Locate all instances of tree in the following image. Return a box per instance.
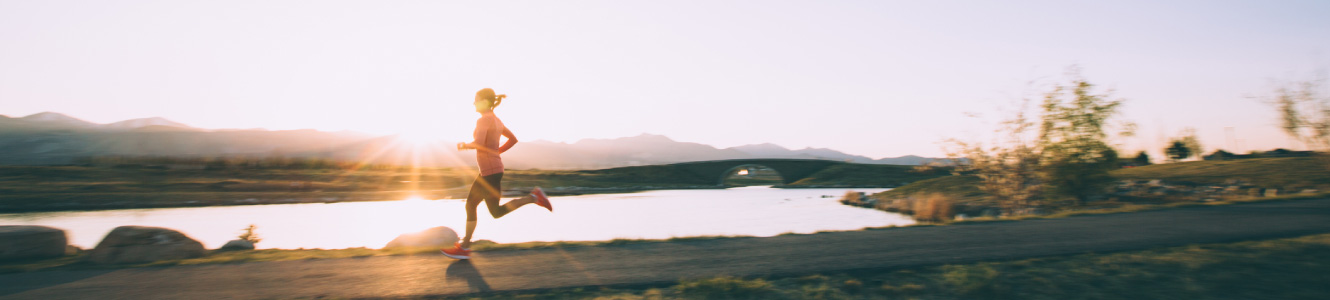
[1272,76,1330,151]
[1036,71,1131,206]
[949,68,1132,212]
[1164,128,1202,162]
[1269,75,1330,169]
[1165,140,1191,162]
[1132,151,1151,165]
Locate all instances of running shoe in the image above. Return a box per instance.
[531,186,553,212]
[441,243,471,259]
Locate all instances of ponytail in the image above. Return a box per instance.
[475,88,506,110]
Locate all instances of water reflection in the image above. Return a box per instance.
[0,186,912,249]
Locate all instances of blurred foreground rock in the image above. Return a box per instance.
[87,226,206,264]
[385,226,459,248]
[219,239,255,251]
[0,225,68,261]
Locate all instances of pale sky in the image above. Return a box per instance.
[2,0,1328,158]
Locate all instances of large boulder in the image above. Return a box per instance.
[219,239,255,251]
[385,226,459,248]
[0,225,68,261]
[87,226,206,264]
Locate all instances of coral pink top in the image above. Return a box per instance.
[474,112,506,176]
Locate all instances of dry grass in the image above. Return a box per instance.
[911,193,956,222]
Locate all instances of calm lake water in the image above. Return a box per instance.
[0,186,912,249]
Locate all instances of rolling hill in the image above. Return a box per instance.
[0,112,948,168]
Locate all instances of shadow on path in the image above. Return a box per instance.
[446,260,490,293]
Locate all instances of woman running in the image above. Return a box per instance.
[442,88,553,259]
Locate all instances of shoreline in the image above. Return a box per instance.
[4,196,1326,274]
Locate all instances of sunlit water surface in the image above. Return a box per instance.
[0,186,911,249]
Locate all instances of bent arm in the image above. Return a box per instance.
[462,140,501,154]
[461,142,499,154]
[497,128,518,154]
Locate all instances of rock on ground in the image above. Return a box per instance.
[385,226,459,248]
[0,225,68,261]
[220,239,255,251]
[87,226,207,264]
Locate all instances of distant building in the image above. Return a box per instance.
[1264,148,1315,157]
[1203,148,1315,161]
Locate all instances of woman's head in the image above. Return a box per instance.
[473,88,506,112]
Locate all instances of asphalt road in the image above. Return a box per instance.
[4,198,1330,299]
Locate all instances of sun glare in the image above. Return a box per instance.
[395,131,439,147]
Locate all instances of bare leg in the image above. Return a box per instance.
[461,221,477,249]
[462,196,535,249]
[500,195,536,212]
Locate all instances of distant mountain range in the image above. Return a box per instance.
[3,112,191,131]
[0,112,949,168]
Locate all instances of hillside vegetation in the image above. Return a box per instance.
[1111,157,1330,190]
[869,157,1330,215]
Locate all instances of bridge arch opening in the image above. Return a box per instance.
[720,164,784,187]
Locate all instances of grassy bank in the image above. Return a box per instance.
[0,165,718,212]
[0,165,715,196]
[786,163,947,187]
[1,161,939,212]
[428,232,1330,299]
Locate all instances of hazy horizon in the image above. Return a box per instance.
[4,110,951,162]
[4,1,1329,158]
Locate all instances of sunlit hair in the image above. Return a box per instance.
[475,88,507,110]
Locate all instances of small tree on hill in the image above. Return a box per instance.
[1163,128,1202,162]
[1272,76,1330,152]
[1268,75,1330,169]
[1132,151,1151,165]
[1036,71,1131,206]
[1165,141,1191,162]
